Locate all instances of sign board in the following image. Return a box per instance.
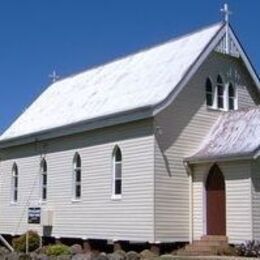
[28,207,41,224]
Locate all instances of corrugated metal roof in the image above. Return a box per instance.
[0,23,223,141]
[187,107,260,162]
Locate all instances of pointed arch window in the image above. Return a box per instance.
[40,159,47,201]
[228,83,236,110]
[217,75,224,109]
[205,78,214,107]
[73,153,81,200]
[12,163,18,202]
[112,146,122,198]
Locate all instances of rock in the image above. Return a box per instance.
[79,252,92,260]
[149,245,159,256]
[71,244,83,255]
[0,246,10,256]
[159,254,175,260]
[18,254,31,260]
[72,253,91,260]
[5,252,20,260]
[92,254,109,260]
[57,255,72,260]
[139,250,157,260]
[114,250,126,258]
[34,254,49,260]
[126,251,140,260]
[107,252,125,260]
[82,241,92,255]
[48,256,58,260]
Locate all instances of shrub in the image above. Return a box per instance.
[12,230,40,253]
[237,240,260,257]
[46,244,71,256]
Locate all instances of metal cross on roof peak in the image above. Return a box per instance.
[221,3,232,24]
[49,70,60,83]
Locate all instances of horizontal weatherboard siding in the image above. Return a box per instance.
[252,158,260,240]
[154,50,257,243]
[0,119,155,242]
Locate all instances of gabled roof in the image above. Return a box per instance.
[186,107,260,163]
[0,22,259,148]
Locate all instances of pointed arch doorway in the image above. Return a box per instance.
[206,164,226,235]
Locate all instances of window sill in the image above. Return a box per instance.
[111,195,122,201]
[206,106,227,112]
[71,198,81,203]
[10,201,18,206]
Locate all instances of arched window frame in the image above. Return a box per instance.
[112,146,122,199]
[227,82,237,110]
[72,153,81,200]
[205,77,214,108]
[11,163,18,203]
[40,158,47,202]
[216,75,225,110]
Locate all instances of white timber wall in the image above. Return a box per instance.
[192,161,253,244]
[192,164,206,240]
[154,50,257,243]
[0,155,42,236]
[252,158,260,240]
[0,119,155,242]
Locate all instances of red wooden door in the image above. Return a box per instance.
[206,165,226,235]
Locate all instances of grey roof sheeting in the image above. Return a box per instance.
[186,107,260,163]
[0,23,223,143]
[0,22,259,149]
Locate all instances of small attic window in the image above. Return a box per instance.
[205,78,214,107]
[217,75,224,109]
[228,83,236,110]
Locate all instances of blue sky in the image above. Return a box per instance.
[0,0,259,134]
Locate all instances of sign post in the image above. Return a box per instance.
[27,207,41,254]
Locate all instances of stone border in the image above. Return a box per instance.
[164,256,259,260]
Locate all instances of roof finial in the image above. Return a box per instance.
[221,3,232,24]
[49,70,60,83]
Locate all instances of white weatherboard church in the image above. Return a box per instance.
[0,7,260,246]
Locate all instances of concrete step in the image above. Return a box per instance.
[177,249,214,256]
[185,244,218,252]
[201,235,228,242]
[192,240,228,247]
[176,236,229,256]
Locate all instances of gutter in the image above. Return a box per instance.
[0,106,154,149]
[253,147,260,159]
[184,154,255,165]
